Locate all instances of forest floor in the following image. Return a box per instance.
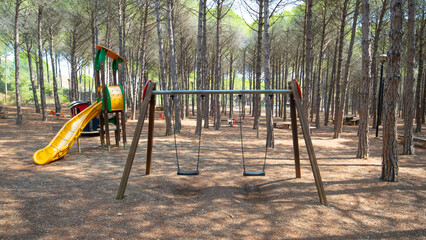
[1,104,425,239]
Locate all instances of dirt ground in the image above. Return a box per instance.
[1,104,425,239]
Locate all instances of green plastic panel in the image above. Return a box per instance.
[95,48,107,71]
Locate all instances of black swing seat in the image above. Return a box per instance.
[243,171,265,176]
[177,170,199,175]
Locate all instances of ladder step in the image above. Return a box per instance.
[243,171,265,176]
[177,170,199,175]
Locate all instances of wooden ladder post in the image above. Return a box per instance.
[291,81,328,206]
[116,82,154,200]
[146,85,156,175]
[288,86,301,178]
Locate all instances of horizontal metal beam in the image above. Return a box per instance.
[152,89,293,95]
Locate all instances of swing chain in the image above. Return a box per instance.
[172,94,204,175]
[238,95,246,172]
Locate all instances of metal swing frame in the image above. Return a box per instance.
[116,81,328,206]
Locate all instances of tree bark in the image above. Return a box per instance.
[357,0,371,158]
[155,0,172,135]
[25,35,40,113]
[38,5,47,121]
[202,0,209,128]
[264,0,274,147]
[214,0,223,130]
[167,0,181,133]
[332,0,349,130]
[283,47,288,121]
[315,0,328,129]
[70,29,78,101]
[415,6,425,132]
[253,0,263,129]
[334,0,360,139]
[371,0,388,128]
[49,26,61,114]
[91,0,98,97]
[137,3,149,112]
[195,0,205,134]
[229,53,234,118]
[14,0,22,125]
[381,0,402,182]
[242,48,246,118]
[402,0,416,155]
[303,0,313,123]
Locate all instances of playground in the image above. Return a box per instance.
[1,103,425,239]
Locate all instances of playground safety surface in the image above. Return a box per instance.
[1,104,425,239]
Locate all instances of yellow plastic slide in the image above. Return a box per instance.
[33,101,103,165]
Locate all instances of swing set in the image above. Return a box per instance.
[116,80,328,206]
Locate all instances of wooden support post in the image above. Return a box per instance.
[116,82,154,200]
[77,137,81,153]
[113,70,121,147]
[289,90,301,178]
[121,109,127,150]
[95,70,105,147]
[146,86,156,175]
[118,69,127,150]
[101,63,110,151]
[290,81,328,206]
[115,112,121,146]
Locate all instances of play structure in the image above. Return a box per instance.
[33,45,126,165]
[68,101,99,133]
[116,80,328,206]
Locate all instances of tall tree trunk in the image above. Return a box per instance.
[202,0,209,128]
[323,49,331,125]
[38,5,47,121]
[25,35,40,113]
[415,6,425,132]
[330,38,339,122]
[315,0,328,128]
[45,51,50,86]
[91,0,98,102]
[304,0,313,122]
[70,31,78,101]
[253,0,263,129]
[422,71,426,124]
[195,0,205,134]
[264,0,274,147]
[381,0,402,182]
[334,0,360,138]
[402,0,416,154]
[357,0,371,158]
[284,49,288,121]
[242,48,246,118]
[137,3,149,112]
[371,0,388,128]
[332,0,349,130]
[214,0,223,130]
[167,0,181,132]
[4,53,7,104]
[55,52,61,88]
[49,26,61,114]
[155,0,172,135]
[14,0,22,125]
[229,53,234,118]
